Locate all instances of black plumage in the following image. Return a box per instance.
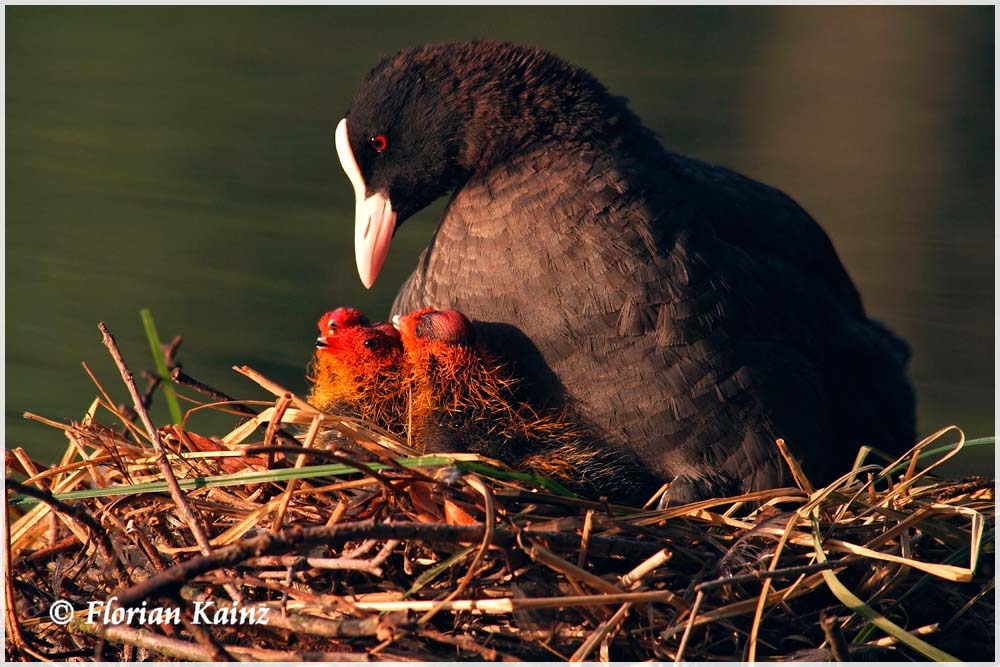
[338,41,916,503]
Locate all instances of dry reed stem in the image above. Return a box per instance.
[270,414,323,532]
[572,545,675,661]
[80,362,148,445]
[349,589,689,613]
[571,600,631,661]
[746,512,799,661]
[774,437,815,494]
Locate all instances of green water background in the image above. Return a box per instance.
[6,7,994,471]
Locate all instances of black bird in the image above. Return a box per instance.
[335,41,916,504]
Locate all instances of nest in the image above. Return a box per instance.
[4,324,995,662]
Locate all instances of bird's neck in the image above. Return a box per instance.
[455,66,654,176]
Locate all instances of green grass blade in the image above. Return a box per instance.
[453,460,577,497]
[809,509,959,661]
[405,545,476,598]
[854,527,994,644]
[39,456,455,501]
[882,436,995,476]
[11,455,576,505]
[39,456,575,500]
[140,308,183,425]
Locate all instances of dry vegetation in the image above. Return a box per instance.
[4,324,995,661]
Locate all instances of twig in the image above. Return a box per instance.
[7,448,43,482]
[113,520,485,607]
[98,322,238,604]
[695,556,864,592]
[941,577,994,631]
[112,518,659,609]
[181,612,233,661]
[253,540,401,579]
[774,438,815,494]
[256,606,388,638]
[349,589,681,613]
[171,367,303,448]
[417,474,496,626]
[674,589,703,664]
[5,478,120,574]
[342,539,379,559]
[370,539,401,568]
[171,367,257,417]
[747,512,798,661]
[820,610,850,661]
[573,547,676,661]
[24,535,82,563]
[118,332,177,426]
[421,627,502,660]
[868,623,939,647]
[81,621,389,661]
[570,599,631,661]
[577,508,594,569]
[4,495,26,652]
[264,393,293,451]
[620,547,672,588]
[80,362,147,444]
[529,540,623,595]
[248,554,388,576]
[269,415,321,532]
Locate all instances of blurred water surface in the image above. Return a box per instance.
[6,7,994,471]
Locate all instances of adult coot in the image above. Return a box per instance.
[334,41,916,503]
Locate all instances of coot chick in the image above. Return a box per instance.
[393,307,521,457]
[307,307,408,436]
[336,42,916,503]
[395,307,658,503]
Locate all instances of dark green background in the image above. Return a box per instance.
[6,7,995,470]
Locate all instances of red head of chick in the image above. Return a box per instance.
[316,307,369,337]
[308,309,407,436]
[394,307,658,503]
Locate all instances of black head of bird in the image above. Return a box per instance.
[336,41,622,288]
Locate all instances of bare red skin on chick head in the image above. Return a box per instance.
[394,307,474,349]
[395,307,483,387]
[308,309,407,435]
[316,307,369,339]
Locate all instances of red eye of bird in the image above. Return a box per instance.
[369,134,388,153]
[363,336,381,350]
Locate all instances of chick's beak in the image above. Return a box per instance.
[336,119,396,289]
[391,313,418,343]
